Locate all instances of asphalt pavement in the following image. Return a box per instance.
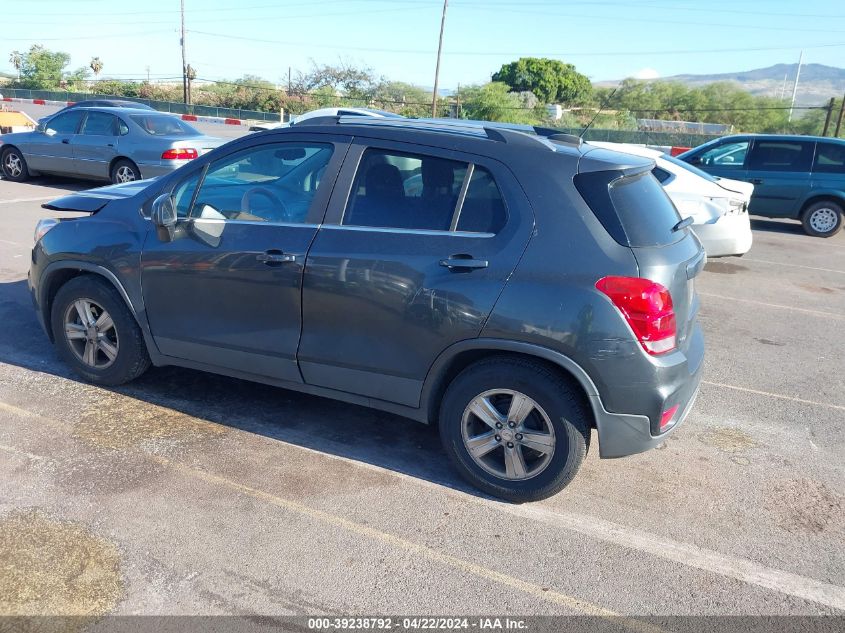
[0,174,843,623]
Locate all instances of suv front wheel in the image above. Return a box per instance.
[801,200,843,237]
[51,275,151,385]
[439,357,590,502]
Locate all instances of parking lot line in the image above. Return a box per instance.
[698,292,845,320]
[3,393,845,614]
[0,196,59,205]
[741,258,845,274]
[701,380,845,412]
[149,454,672,631]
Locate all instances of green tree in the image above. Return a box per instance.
[459,82,538,124]
[493,57,592,105]
[17,45,71,89]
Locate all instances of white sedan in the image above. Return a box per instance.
[589,142,754,257]
[249,107,403,132]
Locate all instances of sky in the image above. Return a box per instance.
[2,0,845,90]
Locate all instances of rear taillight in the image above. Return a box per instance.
[161,148,198,160]
[596,276,677,355]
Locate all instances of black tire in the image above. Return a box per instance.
[801,200,843,238]
[110,159,140,184]
[51,275,150,386]
[439,357,590,503]
[1,146,30,182]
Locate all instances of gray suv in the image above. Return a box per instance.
[29,117,705,502]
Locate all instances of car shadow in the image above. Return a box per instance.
[749,216,806,236]
[0,278,484,498]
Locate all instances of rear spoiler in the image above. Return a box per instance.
[42,194,114,214]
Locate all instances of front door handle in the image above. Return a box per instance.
[440,255,489,271]
[256,250,296,265]
[61,139,70,144]
[749,178,763,185]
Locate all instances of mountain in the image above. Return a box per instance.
[598,63,845,108]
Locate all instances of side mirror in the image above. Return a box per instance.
[151,193,177,242]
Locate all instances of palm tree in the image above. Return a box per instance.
[9,50,22,80]
[89,56,103,78]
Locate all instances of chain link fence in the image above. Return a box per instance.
[2,88,282,122]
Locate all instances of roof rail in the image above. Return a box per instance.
[482,126,555,150]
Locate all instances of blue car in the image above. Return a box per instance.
[678,134,845,237]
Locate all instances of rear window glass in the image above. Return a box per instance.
[575,170,682,247]
[130,114,200,136]
[813,142,845,174]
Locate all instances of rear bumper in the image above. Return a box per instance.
[693,213,753,258]
[138,162,187,179]
[593,324,704,458]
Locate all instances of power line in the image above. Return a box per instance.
[187,29,845,57]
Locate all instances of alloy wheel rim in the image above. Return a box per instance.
[116,166,136,183]
[810,208,838,233]
[461,389,556,481]
[4,153,22,177]
[63,298,119,369]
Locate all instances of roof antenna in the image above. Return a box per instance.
[579,85,619,139]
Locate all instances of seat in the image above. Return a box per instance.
[345,163,406,227]
[417,160,457,230]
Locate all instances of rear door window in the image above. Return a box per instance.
[80,112,117,136]
[342,148,508,234]
[343,149,467,231]
[813,142,845,174]
[747,140,813,172]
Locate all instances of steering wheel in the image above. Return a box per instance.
[241,187,289,222]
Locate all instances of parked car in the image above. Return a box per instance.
[678,134,845,237]
[51,99,156,113]
[1,107,226,184]
[589,142,754,257]
[249,107,403,132]
[29,117,704,502]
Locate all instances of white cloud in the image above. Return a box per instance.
[633,68,660,80]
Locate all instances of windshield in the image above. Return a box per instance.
[662,153,719,182]
[130,114,200,136]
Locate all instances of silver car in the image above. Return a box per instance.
[0,107,226,184]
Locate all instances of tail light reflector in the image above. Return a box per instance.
[596,276,677,355]
[660,405,680,431]
[161,148,198,160]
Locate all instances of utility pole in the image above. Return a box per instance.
[788,49,803,123]
[822,97,836,136]
[835,92,845,138]
[145,66,150,83]
[431,0,448,118]
[180,0,188,105]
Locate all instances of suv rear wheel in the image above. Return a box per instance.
[439,357,590,502]
[51,275,151,385]
[801,200,843,237]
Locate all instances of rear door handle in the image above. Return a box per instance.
[439,255,489,271]
[256,250,296,265]
[749,178,763,184]
[61,139,70,144]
